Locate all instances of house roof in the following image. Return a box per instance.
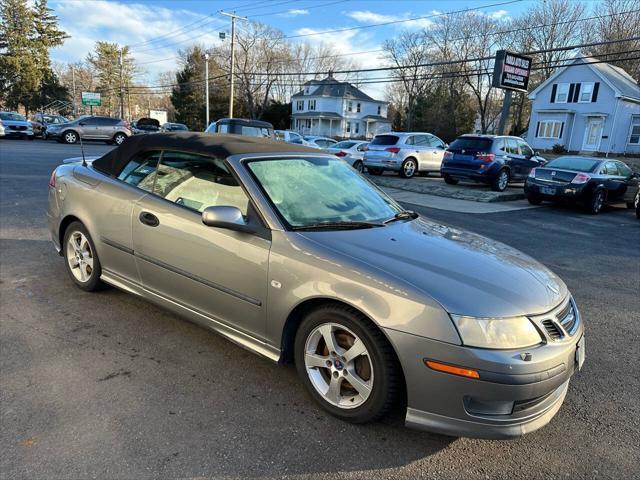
[292,111,343,118]
[361,114,391,121]
[529,54,640,101]
[292,76,386,103]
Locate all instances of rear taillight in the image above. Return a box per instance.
[443,151,453,159]
[49,169,57,188]
[528,168,536,178]
[385,147,400,154]
[335,151,347,157]
[571,173,591,184]
[476,153,495,162]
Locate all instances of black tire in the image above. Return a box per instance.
[586,189,606,215]
[353,160,364,173]
[62,221,105,292]
[27,135,34,141]
[491,168,510,192]
[294,304,401,424]
[113,132,127,145]
[527,193,543,205]
[443,174,458,185]
[400,157,418,178]
[368,167,384,176]
[62,130,78,144]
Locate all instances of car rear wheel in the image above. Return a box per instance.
[63,130,78,144]
[368,167,383,176]
[400,158,417,178]
[443,174,458,185]
[586,189,605,215]
[294,304,400,423]
[491,169,510,192]
[527,193,543,205]
[113,133,127,145]
[63,222,105,292]
[353,160,364,173]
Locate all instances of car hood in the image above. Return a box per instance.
[298,217,567,318]
[2,119,31,127]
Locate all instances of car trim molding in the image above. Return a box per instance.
[100,236,262,307]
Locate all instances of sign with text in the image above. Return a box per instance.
[81,91,101,106]
[492,50,532,92]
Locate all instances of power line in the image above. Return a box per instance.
[128,13,216,49]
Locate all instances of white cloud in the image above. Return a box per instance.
[489,9,509,19]
[346,10,433,29]
[280,9,309,17]
[50,0,225,82]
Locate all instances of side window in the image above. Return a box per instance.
[616,162,632,178]
[217,124,229,133]
[506,138,520,155]
[404,136,415,145]
[414,135,429,146]
[518,140,534,157]
[117,151,162,191]
[153,151,249,215]
[357,143,368,151]
[604,161,619,176]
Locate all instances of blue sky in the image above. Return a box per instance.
[49,0,540,97]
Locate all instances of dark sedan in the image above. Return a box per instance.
[525,156,639,214]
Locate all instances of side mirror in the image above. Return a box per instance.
[202,206,254,233]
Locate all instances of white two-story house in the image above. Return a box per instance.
[526,55,640,155]
[291,75,391,139]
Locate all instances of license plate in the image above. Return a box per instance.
[540,186,556,195]
[575,336,585,371]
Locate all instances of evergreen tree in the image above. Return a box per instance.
[86,42,136,117]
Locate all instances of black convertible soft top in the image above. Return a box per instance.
[92,132,320,177]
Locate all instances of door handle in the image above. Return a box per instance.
[139,211,159,227]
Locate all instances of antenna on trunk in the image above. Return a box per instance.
[79,132,87,166]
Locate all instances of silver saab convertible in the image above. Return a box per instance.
[47,133,585,439]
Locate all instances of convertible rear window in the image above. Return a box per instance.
[545,157,600,173]
[370,135,399,146]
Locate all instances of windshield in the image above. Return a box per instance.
[247,157,402,228]
[545,156,600,173]
[0,112,26,121]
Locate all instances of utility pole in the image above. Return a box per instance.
[204,52,210,127]
[119,47,125,120]
[71,65,77,117]
[219,11,247,118]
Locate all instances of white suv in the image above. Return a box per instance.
[363,132,448,178]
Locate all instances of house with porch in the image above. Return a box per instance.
[290,75,391,139]
[526,55,640,155]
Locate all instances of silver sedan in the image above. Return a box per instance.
[47,133,584,439]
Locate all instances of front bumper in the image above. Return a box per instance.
[3,128,34,137]
[385,301,584,439]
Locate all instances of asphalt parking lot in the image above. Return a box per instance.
[1,139,639,479]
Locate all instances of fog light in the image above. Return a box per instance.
[464,396,514,416]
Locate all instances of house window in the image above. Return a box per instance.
[308,99,316,111]
[354,122,359,134]
[305,119,312,129]
[346,122,351,133]
[356,103,361,113]
[347,101,353,112]
[537,120,563,139]
[579,82,594,103]
[555,83,570,103]
[377,105,381,115]
[629,116,640,144]
[296,100,304,111]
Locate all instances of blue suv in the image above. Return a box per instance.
[440,135,546,191]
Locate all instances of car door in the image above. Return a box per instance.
[504,138,526,179]
[131,150,271,340]
[516,139,540,178]
[424,134,447,171]
[411,135,432,170]
[602,161,625,200]
[79,117,100,139]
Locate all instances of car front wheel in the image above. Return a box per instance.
[63,222,105,291]
[294,304,400,423]
[63,130,78,144]
[113,133,127,145]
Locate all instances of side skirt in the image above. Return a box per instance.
[100,268,281,363]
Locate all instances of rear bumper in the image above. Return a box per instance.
[363,158,401,171]
[440,165,498,183]
[384,310,584,439]
[524,181,590,201]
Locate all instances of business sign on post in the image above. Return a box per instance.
[81,91,101,106]
[492,50,532,92]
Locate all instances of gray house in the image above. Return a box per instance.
[527,56,640,155]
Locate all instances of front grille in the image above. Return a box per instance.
[542,319,563,340]
[558,302,577,334]
[9,125,27,131]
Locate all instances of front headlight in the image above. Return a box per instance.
[451,314,542,349]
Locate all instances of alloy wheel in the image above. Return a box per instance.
[64,132,77,144]
[66,231,94,283]
[114,133,126,145]
[498,171,509,190]
[303,323,374,409]
[594,191,604,213]
[403,160,416,178]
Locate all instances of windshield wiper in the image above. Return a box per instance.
[383,210,419,224]
[292,221,385,231]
